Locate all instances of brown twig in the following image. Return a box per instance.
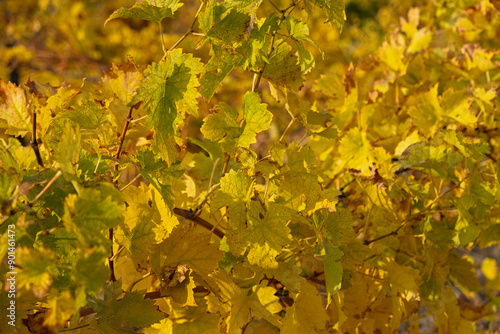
[114,101,142,164]
[173,207,225,239]
[363,230,399,245]
[110,101,142,282]
[108,228,116,282]
[30,110,44,167]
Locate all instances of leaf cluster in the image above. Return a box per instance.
[1,0,500,333]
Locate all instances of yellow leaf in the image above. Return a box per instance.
[43,291,76,328]
[282,279,328,334]
[481,258,497,280]
[0,79,30,136]
[378,42,406,73]
[407,29,432,54]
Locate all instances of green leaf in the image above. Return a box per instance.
[134,50,204,165]
[204,9,251,49]
[238,92,272,148]
[262,42,303,92]
[200,45,243,100]
[53,121,81,174]
[323,241,343,300]
[135,148,184,208]
[200,103,241,155]
[61,98,110,129]
[448,252,481,291]
[63,184,124,247]
[73,248,109,295]
[243,203,293,268]
[441,130,488,161]
[105,0,182,24]
[93,289,164,333]
[241,15,280,70]
[220,169,253,202]
[0,167,19,211]
[306,0,346,32]
[16,247,57,299]
[201,93,271,152]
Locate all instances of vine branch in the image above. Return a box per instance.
[114,101,142,163]
[110,101,141,282]
[173,207,225,239]
[30,109,44,167]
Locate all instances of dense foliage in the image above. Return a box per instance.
[1,0,500,333]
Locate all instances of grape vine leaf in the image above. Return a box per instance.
[262,42,303,92]
[239,92,273,148]
[210,270,281,333]
[243,203,293,268]
[406,28,432,54]
[306,0,346,32]
[212,169,253,232]
[92,287,164,333]
[63,184,124,247]
[154,224,224,277]
[0,79,30,136]
[73,248,110,295]
[284,16,323,73]
[322,240,343,301]
[200,45,243,100]
[201,93,272,153]
[134,50,204,165]
[43,291,77,328]
[52,121,81,174]
[204,9,251,49]
[201,103,241,155]
[16,247,57,299]
[105,0,183,25]
[61,98,110,130]
[339,127,374,176]
[135,148,185,208]
[282,279,329,333]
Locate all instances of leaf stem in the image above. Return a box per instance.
[127,272,151,292]
[115,101,142,163]
[109,245,125,262]
[159,21,166,55]
[31,170,62,206]
[221,154,230,177]
[165,2,205,57]
[208,158,220,191]
[279,116,297,143]
[252,0,301,92]
[268,0,281,12]
[119,173,143,192]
